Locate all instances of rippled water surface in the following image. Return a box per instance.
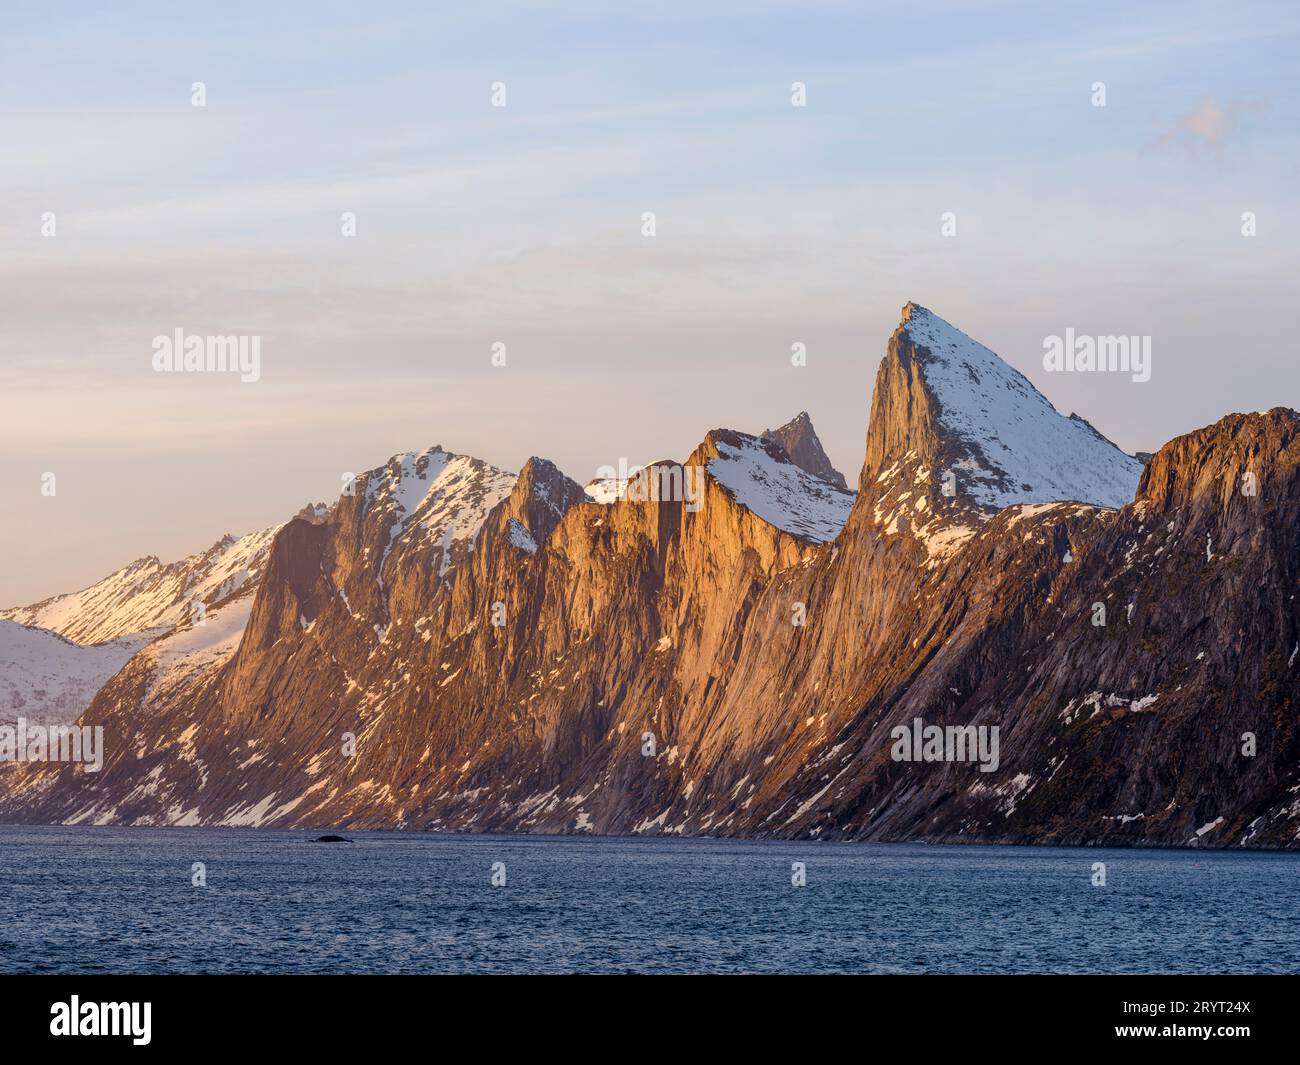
[1,826,1296,973]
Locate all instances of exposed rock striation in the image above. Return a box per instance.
[3,305,1297,850]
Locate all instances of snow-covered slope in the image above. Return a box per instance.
[584,476,631,504]
[0,621,152,727]
[707,435,855,543]
[144,593,255,702]
[581,437,854,543]
[901,305,1142,510]
[0,448,512,723]
[584,463,673,504]
[0,525,283,645]
[363,447,517,577]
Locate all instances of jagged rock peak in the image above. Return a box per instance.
[1137,407,1300,513]
[500,456,588,547]
[760,411,849,490]
[293,502,331,525]
[514,455,577,500]
[864,302,1142,511]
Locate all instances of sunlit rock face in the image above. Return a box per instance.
[5,307,1299,852]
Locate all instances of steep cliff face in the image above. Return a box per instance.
[0,429,844,829]
[4,306,1298,850]
[861,304,1141,519]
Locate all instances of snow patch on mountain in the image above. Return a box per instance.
[902,305,1142,510]
[145,595,254,700]
[506,518,539,553]
[707,436,855,543]
[584,462,680,505]
[0,621,152,727]
[585,470,641,504]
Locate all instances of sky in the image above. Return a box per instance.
[2,0,1298,605]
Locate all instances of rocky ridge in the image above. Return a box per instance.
[3,304,1297,851]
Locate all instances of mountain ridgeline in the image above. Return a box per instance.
[3,304,1298,849]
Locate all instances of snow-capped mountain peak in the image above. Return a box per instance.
[360,445,518,576]
[0,525,283,645]
[868,302,1142,511]
[702,430,855,543]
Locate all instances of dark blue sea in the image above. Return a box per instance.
[1,826,1296,974]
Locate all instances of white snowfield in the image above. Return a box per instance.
[584,462,678,505]
[364,447,517,576]
[901,306,1143,511]
[707,436,856,543]
[144,594,255,700]
[506,517,540,553]
[0,620,152,727]
[584,471,642,505]
[0,524,282,645]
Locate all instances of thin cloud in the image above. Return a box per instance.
[1146,96,1268,155]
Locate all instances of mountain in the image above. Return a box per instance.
[761,411,849,490]
[4,304,1298,851]
[0,525,287,645]
[863,304,1141,506]
[859,303,1143,567]
[701,431,854,542]
[0,621,152,728]
[0,500,330,732]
